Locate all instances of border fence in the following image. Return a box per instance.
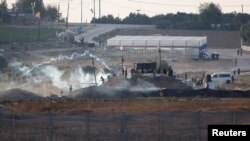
[0,112,249,141]
[103,47,185,60]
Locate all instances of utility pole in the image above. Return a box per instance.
[37,18,41,42]
[94,0,95,23]
[66,1,69,29]
[136,9,141,14]
[241,5,244,13]
[158,48,161,69]
[240,4,244,48]
[99,0,101,18]
[121,56,124,69]
[36,6,41,47]
[92,57,97,85]
[1,3,4,22]
[57,4,60,21]
[81,0,83,27]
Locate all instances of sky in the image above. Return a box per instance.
[6,0,250,23]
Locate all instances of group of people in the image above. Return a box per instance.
[60,84,73,96]
[191,77,204,87]
[233,68,241,76]
[237,49,243,56]
[188,71,205,87]
[122,68,128,79]
[231,68,241,83]
[131,66,174,77]
[233,49,243,82]
[235,49,244,66]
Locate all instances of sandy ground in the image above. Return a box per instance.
[1,25,249,134]
[1,24,250,95]
[0,26,249,141]
[1,47,250,95]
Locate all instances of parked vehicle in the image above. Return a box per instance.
[211,72,233,84]
[201,51,219,60]
[203,52,212,60]
[211,52,219,60]
[191,48,200,60]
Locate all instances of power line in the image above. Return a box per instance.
[103,0,158,14]
[69,4,81,9]
[99,0,101,18]
[93,0,96,23]
[81,0,83,26]
[128,0,197,7]
[45,0,72,5]
[128,0,250,8]
[213,4,250,8]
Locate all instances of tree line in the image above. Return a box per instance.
[241,23,250,45]
[92,3,250,31]
[0,0,60,23]
[1,1,250,44]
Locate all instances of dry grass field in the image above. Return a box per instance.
[3,97,250,114]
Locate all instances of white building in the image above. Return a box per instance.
[107,36,208,59]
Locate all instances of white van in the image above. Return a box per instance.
[211,72,233,84]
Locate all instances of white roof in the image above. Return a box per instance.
[107,36,207,48]
[212,72,233,75]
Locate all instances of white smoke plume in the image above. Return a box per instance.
[5,50,111,96]
[10,50,110,77]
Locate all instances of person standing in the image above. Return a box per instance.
[130,68,134,78]
[100,76,105,84]
[184,73,187,81]
[232,76,234,83]
[237,68,241,75]
[69,85,72,94]
[121,68,124,77]
[237,49,240,56]
[125,68,128,79]
[234,58,237,66]
[202,70,205,79]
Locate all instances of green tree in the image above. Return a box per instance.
[93,15,121,24]
[199,3,222,28]
[0,0,10,23]
[153,12,201,29]
[241,22,250,45]
[45,5,58,22]
[14,0,45,16]
[123,13,152,25]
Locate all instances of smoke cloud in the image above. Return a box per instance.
[4,50,111,96]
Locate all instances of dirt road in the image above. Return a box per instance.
[74,24,153,43]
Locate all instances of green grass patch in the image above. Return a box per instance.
[0,26,63,43]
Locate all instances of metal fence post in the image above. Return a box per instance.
[120,112,127,141]
[86,112,90,141]
[12,114,15,140]
[195,112,201,141]
[159,112,163,141]
[48,113,53,141]
[233,112,236,125]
